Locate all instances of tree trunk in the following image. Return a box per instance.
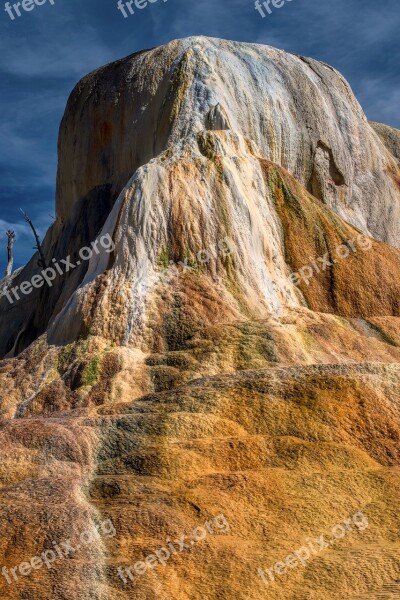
[5,230,15,278]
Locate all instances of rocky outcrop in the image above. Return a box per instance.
[54,37,400,244]
[0,37,400,600]
[2,37,400,357]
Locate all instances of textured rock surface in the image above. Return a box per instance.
[371,122,400,165]
[1,322,400,600]
[0,36,399,600]
[1,36,400,358]
[54,37,400,244]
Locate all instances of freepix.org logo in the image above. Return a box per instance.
[4,0,56,20]
[255,0,293,18]
[1,519,116,586]
[1,233,115,305]
[116,0,167,19]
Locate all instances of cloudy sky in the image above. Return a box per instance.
[0,0,399,273]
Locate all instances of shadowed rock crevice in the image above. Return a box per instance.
[206,103,232,130]
[309,141,347,202]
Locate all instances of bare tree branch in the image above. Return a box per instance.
[20,209,47,269]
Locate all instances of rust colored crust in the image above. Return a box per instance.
[261,160,400,317]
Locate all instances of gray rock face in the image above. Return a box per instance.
[371,121,400,165]
[1,36,399,357]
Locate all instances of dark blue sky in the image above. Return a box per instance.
[0,0,399,274]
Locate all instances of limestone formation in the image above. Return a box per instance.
[0,37,399,600]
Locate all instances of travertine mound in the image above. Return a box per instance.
[0,37,399,600]
[55,37,400,245]
[1,37,400,357]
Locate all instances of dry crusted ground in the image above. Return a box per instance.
[0,313,400,600]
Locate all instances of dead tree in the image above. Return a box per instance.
[5,230,15,277]
[20,209,47,269]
